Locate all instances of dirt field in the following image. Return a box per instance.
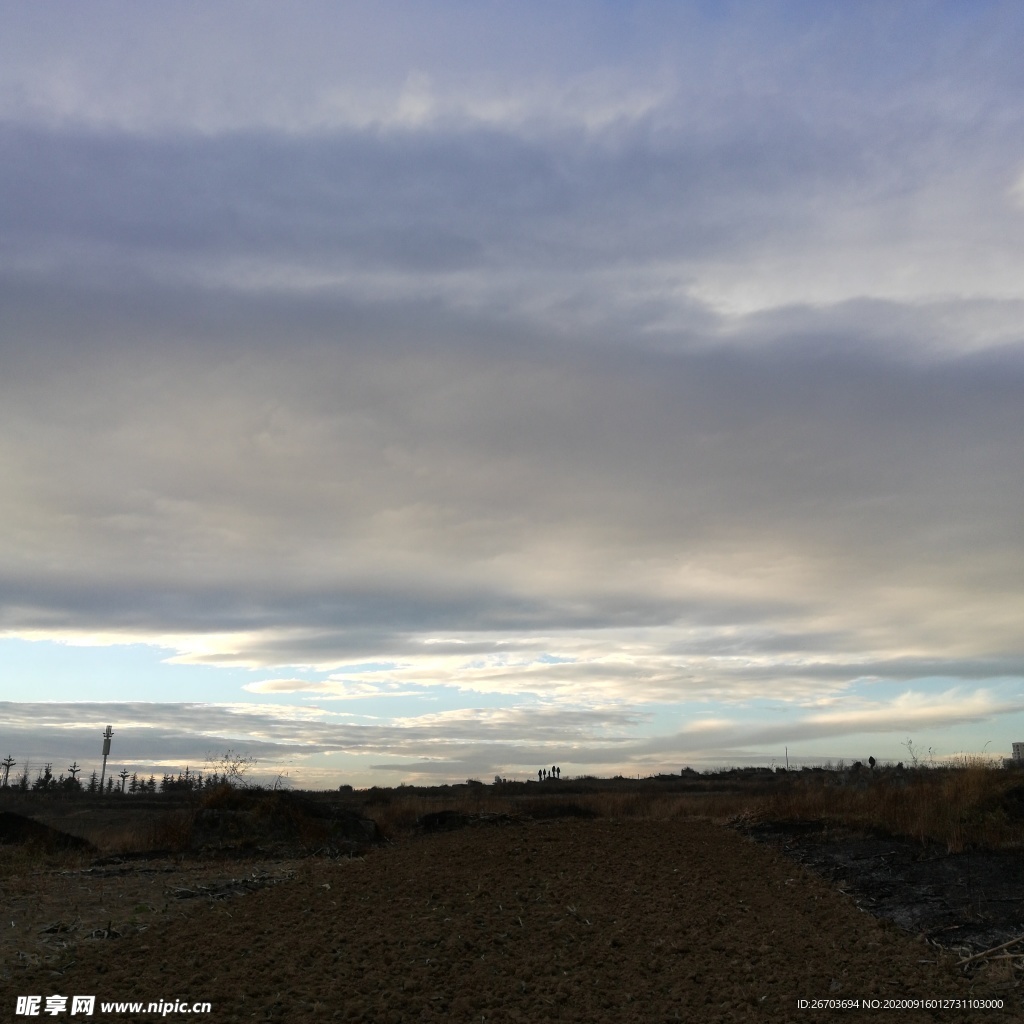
[3,817,1016,1023]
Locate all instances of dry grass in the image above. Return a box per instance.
[366,790,515,836]
[0,842,92,879]
[363,764,1024,853]
[6,763,1022,858]
[753,762,1024,852]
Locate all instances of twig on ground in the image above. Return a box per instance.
[957,933,1024,965]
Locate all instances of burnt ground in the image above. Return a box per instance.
[2,816,1020,1024]
[740,821,1024,958]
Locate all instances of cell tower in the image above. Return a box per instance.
[99,725,113,793]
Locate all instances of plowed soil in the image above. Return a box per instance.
[3,818,1016,1023]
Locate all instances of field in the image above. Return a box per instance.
[3,766,1024,1023]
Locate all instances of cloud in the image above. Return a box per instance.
[680,687,1024,751]
[2,3,1024,780]
[0,698,649,779]
[3,684,1019,784]
[2,288,1023,716]
[244,677,427,700]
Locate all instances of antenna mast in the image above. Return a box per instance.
[99,725,113,793]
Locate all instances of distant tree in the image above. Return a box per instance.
[87,771,98,794]
[16,768,29,792]
[32,764,54,791]
[161,767,210,793]
[538,769,542,782]
[555,766,561,779]
[105,777,114,794]
[0,755,14,788]
[206,750,257,789]
[147,775,157,793]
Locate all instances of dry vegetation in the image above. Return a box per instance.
[357,762,1024,854]
[7,760,1024,857]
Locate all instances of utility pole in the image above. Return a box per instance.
[1,755,15,788]
[68,762,81,780]
[99,725,113,794]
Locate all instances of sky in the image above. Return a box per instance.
[2,1,1024,788]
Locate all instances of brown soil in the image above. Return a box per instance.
[3,818,1017,1023]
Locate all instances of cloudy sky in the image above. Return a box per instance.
[3,1,1024,787]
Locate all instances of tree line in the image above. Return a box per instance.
[0,756,239,795]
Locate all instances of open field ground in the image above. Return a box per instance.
[3,768,1024,1022]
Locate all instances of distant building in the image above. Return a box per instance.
[1003,742,1024,768]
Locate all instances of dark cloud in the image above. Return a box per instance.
[1,277,1022,690]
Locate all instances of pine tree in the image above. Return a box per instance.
[33,764,54,791]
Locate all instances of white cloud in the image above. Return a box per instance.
[3,684,1021,785]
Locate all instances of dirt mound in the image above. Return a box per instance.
[417,810,520,832]
[0,810,94,852]
[522,800,598,820]
[184,789,381,855]
[417,809,472,831]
